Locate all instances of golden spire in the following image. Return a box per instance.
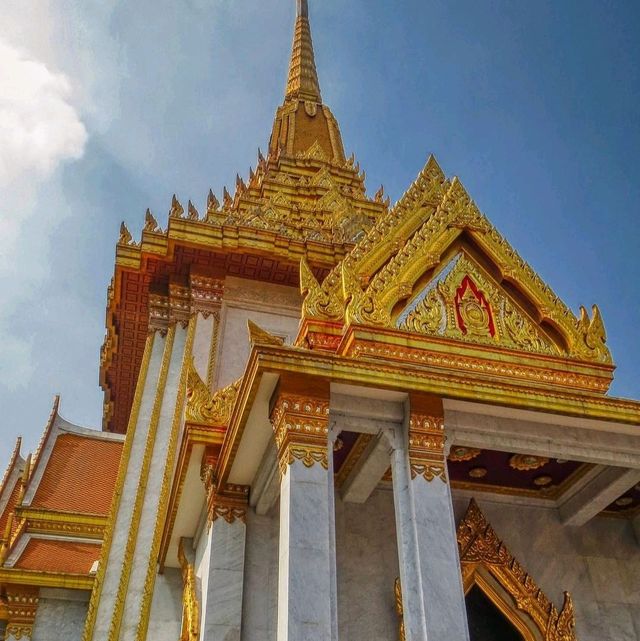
[285,0,322,103]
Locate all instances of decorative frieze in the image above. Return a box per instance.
[270,394,330,478]
[408,414,446,483]
[207,485,249,526]
[458,499,577,641]
[5,587,39,640]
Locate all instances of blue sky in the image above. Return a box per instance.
[0,0,639,465]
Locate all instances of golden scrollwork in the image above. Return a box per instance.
[448,446,482,463]
[458,500,577,641]
[297,155,612,367]
[247,320,285,346]
[575,305,609,363]
[398,254,556,357]
[408,414,446,483]
[402,289,444,335]
[342,262,391,327]
[209,488,248,526]
[271,394,330,478]
[177,539,200,641]
[186,361,240,426]
[394,578,406,641]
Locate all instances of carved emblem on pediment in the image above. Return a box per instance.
[398,254,556,356]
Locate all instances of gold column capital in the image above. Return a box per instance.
[270,389,330,478]
[208,484,249,526]
[408,395,446,483]
[5,586,39,640]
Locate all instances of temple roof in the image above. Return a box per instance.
[12,539,101,575]
[100,0,388,433]
[0,398,124,588]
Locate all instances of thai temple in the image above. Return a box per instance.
[2,2,640,640]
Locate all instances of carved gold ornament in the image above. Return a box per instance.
[468,467,488,479]
[458,500,577,641]
[509,454,550,472]
[398,254,555,356]
[247,320,285,346]
[5,587,39,641]
[394,578,406,641]
[448,446,482,463]
[271,394,330,478]
[298,157,612,365]
[178,539,200,641]
[408,414,446,483]
[533,475,553,487]
[186,361,240,426]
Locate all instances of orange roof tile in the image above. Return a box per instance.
[14,539,101,574]
[31,434,122,515]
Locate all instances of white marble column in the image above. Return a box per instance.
[271,392,338,641]
[84,314,195,641]
[200,496,247,641]
[390,405,470,641]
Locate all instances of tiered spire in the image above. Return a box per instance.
[285,0,322,103]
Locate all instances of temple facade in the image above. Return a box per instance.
[1,2,640,640]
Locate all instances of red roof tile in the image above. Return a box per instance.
[31,434,122,515]
[14,539,100,574]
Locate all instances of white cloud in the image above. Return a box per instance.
[0,37,88,394]
[0,38,87,187]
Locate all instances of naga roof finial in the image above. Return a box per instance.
[286,0,321,103]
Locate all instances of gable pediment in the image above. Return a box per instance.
[300,155,612,366]
[396,252,558,356]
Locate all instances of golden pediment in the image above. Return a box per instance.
[299,155,612,365]
[397,254,557,356]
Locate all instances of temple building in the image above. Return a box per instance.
[2,2,640,640]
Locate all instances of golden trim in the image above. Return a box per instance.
[82,331,156,641]
[458,500,577,640]
[135,317,196,641]
[334,434,373,487]
[4,586,39,640]
[186,361,241,426]
[393,578,405,641]
[409,414,446,483]
[0,568,94,591]
[270,394,330,478]
[177,539,200,641]
[106,325,176,641]
[17,508,107,540]
[159,424,225,571]
[206,311,220,390]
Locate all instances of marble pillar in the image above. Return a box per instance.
[271,392,338,641]
[200,493,248,641]
[84,316,195,641]
[390,403,470,641]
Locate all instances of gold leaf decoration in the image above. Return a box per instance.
[186,360,240,426]
[458,500,577,641]
[300,257,344,320]
[247,320,285,346]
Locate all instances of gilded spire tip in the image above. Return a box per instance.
[286,0,321,103]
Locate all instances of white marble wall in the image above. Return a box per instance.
[146,569,183,641]
[213,278,300,389]
[336,488,400,641]
[242,509,280,641]
[32,589,89,641]
[240,488,640,641]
